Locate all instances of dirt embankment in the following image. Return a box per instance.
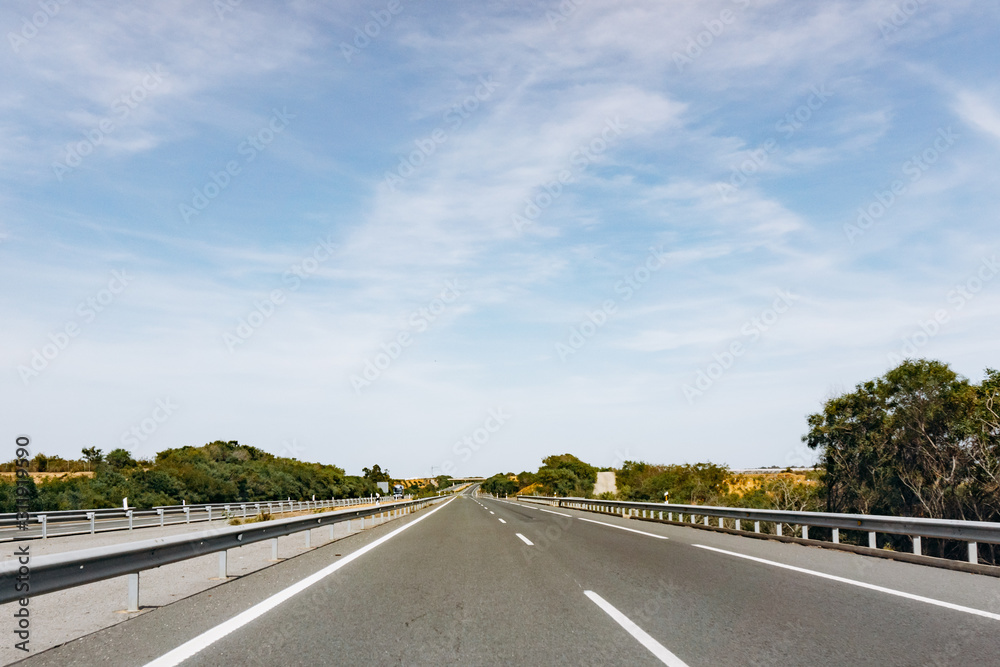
[0,471,95,480]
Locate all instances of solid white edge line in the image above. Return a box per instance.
[584,590,689,666]
[498,519,506,524]
[693,544,1000,622]
[143,497,456,667]
[512,502,571,518]
[578,517,668,540]
[516,533,534,546]
[536,507,571,517]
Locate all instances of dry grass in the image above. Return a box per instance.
[0,471,95,480]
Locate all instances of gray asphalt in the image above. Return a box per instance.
[14,489,1000,666]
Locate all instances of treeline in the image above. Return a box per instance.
[480,458,819,511]
[0,441,383,512]
[480,454,598,498]
[805,359,999,561]
[481,359,999,564]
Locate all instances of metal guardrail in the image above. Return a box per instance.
[518,496,1000,565]
[0,495,444,611]
[0,495,404,540]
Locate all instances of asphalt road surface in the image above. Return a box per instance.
[15,488,1000,666]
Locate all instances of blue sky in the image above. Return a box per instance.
[2,0,998,478]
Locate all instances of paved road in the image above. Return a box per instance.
[16,489,1000,666]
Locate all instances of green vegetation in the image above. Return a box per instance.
[535,454,597,496]
[480,473,519,497]
[479,359,997,564]
[805,359,999,560]
[0,440,382,512]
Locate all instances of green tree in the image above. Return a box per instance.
[804,359,1000,561]
[362,464,392,483]
[535,454,597,497]
[106,448,138,471]
[82,447,104,470]
[804,359,973,518]
[480,473,518,496]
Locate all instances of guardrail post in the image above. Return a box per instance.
[802,525,809,540]
[703,516,709,526]
[329,524,335,540]
[127,510,133,531]
[241,504,247,519]
[267,503,273,515]
[669,512,674,522]
[218,551,228,579]
[207,506,213,522]
[88,512,96,534]
[184,507,191,524]
[255,503,260,517]
[832,528,839,543]
[969,542,978,564]
[754,521,760,533]
[39,515,47,539]
[912,535,921,555]
[305,530,311,549]
[271,538,279,560]
[868,531,877,548]
[776,523,782,536]
[718,517,724,528]
[127,573,139,612]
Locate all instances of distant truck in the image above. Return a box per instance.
[393,483,404,500]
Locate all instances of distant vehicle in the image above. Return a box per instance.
[393,483,404,500]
